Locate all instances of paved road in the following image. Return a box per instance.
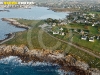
[45,31,100,59]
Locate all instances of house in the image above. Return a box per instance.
[59,27,63,31]
[97,36,100,40]
[53,31,59,34]
[81,35,87,40]
[89,37,94,42]
[52,23,56,26]
[74,29,78,32]
[52,26,59,35]
[52,24,56,27]
[92,24,95,26]
[60,32,65,36]
[89,13,95,17]
[80,30,84,35]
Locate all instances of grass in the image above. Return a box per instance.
[3,19,100,69]
[72,34,100,53]
[14,18,44,27]
[88,26,98,35]
[68,23,85,29]
[89,11,100,14]
[51,23,100,54]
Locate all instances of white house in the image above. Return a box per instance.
[89,37,94,42]
[53,31,59,34]
[97,36,100,40]
[81,36,87,40]
[60,32,65,36]
[92,24,95,26]
[59,27,63,31]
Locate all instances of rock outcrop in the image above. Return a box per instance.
[1,18,30,29]
[0,45,99,75]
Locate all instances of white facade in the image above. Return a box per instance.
[53,31,59,34]
[81,36,87,40]
[89,37,94,42]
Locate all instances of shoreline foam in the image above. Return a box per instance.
[0,45,97,75]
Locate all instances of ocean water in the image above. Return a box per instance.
[0,20,25,40]
[0,7,68,19]
[0,6,68,40]
[0,56,75,75]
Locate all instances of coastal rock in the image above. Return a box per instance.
[0,45,99,75]
[89,68,100,75]
[65,55,76,65]
[1,18,30,29]
[75,61,89,70]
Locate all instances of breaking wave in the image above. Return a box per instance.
[0,56,75,75]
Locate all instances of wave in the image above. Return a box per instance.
[0,56,74,75]
[0,56,59,66]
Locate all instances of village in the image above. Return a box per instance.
[43,12,100,43]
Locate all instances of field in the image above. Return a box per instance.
[3,19,100,69]
[62,23,100,53]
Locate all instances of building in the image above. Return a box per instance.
[81,35,87,40]
[89,37,94,42]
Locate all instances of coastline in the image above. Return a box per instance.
[1,18,30,30]
[0,33,15,45]
[0,18,29,44]
[0,45,92,75]
[0,18,100,75]
[49,8,79,13]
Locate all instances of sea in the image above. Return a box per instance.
[0,7,73,75]
[0,56,74,75]
[0,6,67,40]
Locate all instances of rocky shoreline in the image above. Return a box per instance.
[0,45,100,75]
[0,33,15,44]
[0,18,29,44]
[1,18,30,30]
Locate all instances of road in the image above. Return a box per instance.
[45,31,100,59]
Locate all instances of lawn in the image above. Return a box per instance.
[52,23,100,54]
[14,18,44,27]
[89,11,100,14]
[72,34,100,53]
[88,26,99,35]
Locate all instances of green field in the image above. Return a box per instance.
[72,34,100,53]
[57,23,100,54]
[89,11,100,14]
[3,19,100,69]
[88,26,98,35]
